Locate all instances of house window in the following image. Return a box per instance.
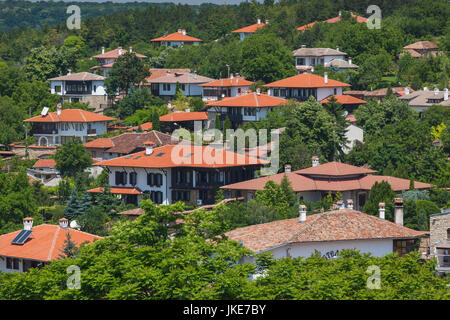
[150,191,163,204]
[172,190,190,202]
[244,108,257,116]
[334,88,337,95]
[163,83,171,91]
[129,172,137,186]
[273,89,279,97]
[6,257,20,270]
[55,85,62,93]
[180,84,186,91]
[393,240,416,257]
[296,58,305,65]
[147,173,162,186]
[115,171,127,185]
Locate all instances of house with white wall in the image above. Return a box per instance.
[26,159,61,187]
[264,72,350,101]
[398,88,449,116]
[226,199,425,263]
[293,46,348,73]
[200,74,253,102]
[24,105,115,146]
[151,29,202,47]
[91,46,147,78]
[232,19,268,41]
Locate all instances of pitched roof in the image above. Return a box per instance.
[127,122,153,132]
[264,73,350,88]
[232,22,266,33]
[24,109,116,123]
[206,93,288,108]
[48,72,105,81]
[0,224,102,262]
[297,12,367,31]
[117,208,145,216]
[84,137,115,149]
[358,175,431,191]
[94,144,268,169]
[294,161,376,176]
[398,90,450,107]
[33,159,56,168]
[324,58,358,69]
[146,72,215,84]
[159,111,208,122]
[404,41,439,50]
[146,68,191,82]
[225,209,425,253]
[200,77,253,87]
[297,21,317,31]
[93,47,147,59]
[320,95,367,105]
[293,47,347,57]
[88,187,142,195]
[151,31,202,43]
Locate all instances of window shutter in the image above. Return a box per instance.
[115,171,121,185]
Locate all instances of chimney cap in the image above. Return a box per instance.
[379,202,385,207]
[394,198,403,205]
[347,199,353,204]
[144,140,156,146]
[23,217,34,221]
[59,218,68,221]
[299,204,307,210]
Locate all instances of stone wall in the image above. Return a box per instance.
[429,212,450,253]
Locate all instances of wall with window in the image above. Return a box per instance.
[157,82,203,97]
[294,55,345,67]
[0,256,22,273]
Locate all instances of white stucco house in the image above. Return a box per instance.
[150,29,202,47]
[232,19,267,41]
[293,46,348,73]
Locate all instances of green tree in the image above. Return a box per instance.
[54,138,93,177]
[363,181,396,220]
[58,232,80,259]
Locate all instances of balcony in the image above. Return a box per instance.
[220,113,243,123]
[31,128,58,135]
[87,129,97,135]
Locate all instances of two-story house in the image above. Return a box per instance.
[398,88,449,116]
[88,142,267,206]
[200,74,253,102]
[151,29,202,47]
[91,46,147,78]
[293,46,348,73]
[24,106,116,146]
[232,19,268,41]
[264,72,350,101]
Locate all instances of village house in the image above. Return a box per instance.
[221,158,431,211]
[26,158,61,187]
[232,19,268,41]
[264,72,350,101]
[226,198,425,263]
[84,131,179,161]
[159,111,209,132]
[200,74,253,102]
[429,209,450,274]
[48,71,108,112]
[401,41,440,58]
[151,29,202,47]
[292,46,349,73]
[91,46,147,78]
[297,11,368,31]
[324,58,358,72]
[24,105,115,146]
[0,218,101,273]
[205,91,288,129]
[398,87,449,115]
[343,87,413,102]
[88,142,267,206]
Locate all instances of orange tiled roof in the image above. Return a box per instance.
[297,12,367,31]
[200,78,253,87]
[127,122,153,132]
[33,159,56,168]
[94,144,268,169]
[320,94,367,105]
[0,224,102,262]
[225,209,425,253]
[404,41,438,50]
[206,93,288,108]
[84,138,115,149]
[294,161,376,176]
[88,187,142,195]
[232,22,266,34]
[146,69,191,82]
[297,21,317,31]
[48,72,105,81]
[151,31,202,43]
[93,47,147,59]
[159,111,208,122]
[264,73,350,88]
[24,109,116,123]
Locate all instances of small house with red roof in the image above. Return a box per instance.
[0,218,101,273]
[91,46,147,78]
[26,158,61,187]
[232,19,268,41]
[24,106,115,146]
[264,72,350,102]
[151,29,202,47]
[159,111,209,132]
[297,11,368,32]
[200,74,253,101]
[293,46,349,73]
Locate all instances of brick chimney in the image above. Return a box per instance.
[23,217,33,231]
[312,155,319,167]
[394,198,403,226]
[284,164,291,172]
[299,204,307,223]
[59,218,69,229]
[378,202,385,220]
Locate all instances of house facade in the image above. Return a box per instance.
[232,19,267,41]
[293,46,348,73]
[200,75,253,102]
[26,159,61,187]
[398,88,449,115]
[24,106,115,146]
[429,210,450,274]
[91,46,147,78]
[150,29,202,47]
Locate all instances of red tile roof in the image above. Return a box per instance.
[225,209,425,253]
[404,41,439,50]
[48,72,105,81]
[33,159,56,168]
[159,111,208,122]
[264,73,350,88]
[127,122,153,132]
[346,113,357,124]
[84,138,115,149]
[206,93,288,108]
[232,22,266,33]
[117,208,145,216]
[200,77,253,87]
[297,21,317,31]
[88,187,142,195]
[320,95,367,105]
[294,161,376,176]
[94,144,268,169]
[297,12,367,31]
[146,68,191,82]
[151,31,202,43]
[358,175,431,191]
[24,109,115,123]
[0,224,102,262]
[93,47,147,59]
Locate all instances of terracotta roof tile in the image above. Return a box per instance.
[200,77,253,87]
[93,47,147,59]
[88,187,142,195]
[404,41,439,50]
[84,138,115,149]
[33,159,56,168]
[264,73,350,88]
[48,72,105,81]
[232,22,266,34]
[320,95,367,105]
[297,12,367,31]
[206,93,288,108]
[127,122,153,132]
[294,162,376,176]
[151,31,202,43]
[146,69,191,82]
[159,111,208,122]
[24,109,115,123]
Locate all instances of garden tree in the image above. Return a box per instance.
[189,97,205,112]
[0,96,26,145]
[77,206,110,236]
[223,115,231,135]
[279,174,297,207]
[64,189,81,220]
[54,138,93,177]
[105,51,150,96]
[239,32,296,83]
[63,35,86,53]
[363,181,396,221]
[56,178,72,204]
[214,114,221,130]
[354,96,415,136]
[403,199,440,231]
[255,179,296,220]
[150,110,161,132]
[0,62,24,97]
[58,233,80,259]
[11,81,60,116]
[30,180,51,207]
[115,87,164,119]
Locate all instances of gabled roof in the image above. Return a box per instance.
[206,93,288,108]
[294,161,376,176]
[84,137,115,149]
[0,224,102,262]
[297,21,317,31]
[232,22,266,33]
[151,31,202,43]
[146,72,215,85]
[200,77,253,87]
[33,159,56,169]
[24,109,116,123]
[48,72,105,81]
[127,122,153,132]
[264,73,350,88]
[297,12,367,31]
[320,95,367,105]
[94,144,268,169]
[159,111,208,122]
[88,187,142,195]
[404,41,439,50]
[324,58,358,69]
[225,209,425,253]
[146,68,191,82]
[93,47,147,59]
[293,47,347,57]
[398,90,450,107]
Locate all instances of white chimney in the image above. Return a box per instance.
[101,46,105,54]
[348,58,352,65]
[67,69,71,75]
[336,200,344,210]
[185,107,190,112]
[167,101,172,109]
[256,88,261,95]
[394,198,403,226]
[444,88,448,101]
[423,87,428,91]
[299,204,307,223]
[182,29,186,35]
[346,199,353,210]
[144,141,155,155]
[434,88,439,96]
[336,46,339,52]
[23,217,33,231]
[59,218,69,229]
[378,202,385,220]
[284,164,291,172]
[312,155,319,167]
[178,29,182,33]
[265,19,269,25]
[230,73,234,80]
[405,87,410,95]
[57,103,62,117]
[324,72,328,84]
[118,47,123,55]
[129,46,133,53]
[338,11,342,17]
[257,18,261,24]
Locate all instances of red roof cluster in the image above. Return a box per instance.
[200,77,253,87]
[33,159,56,169]
[320,94,367,105]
